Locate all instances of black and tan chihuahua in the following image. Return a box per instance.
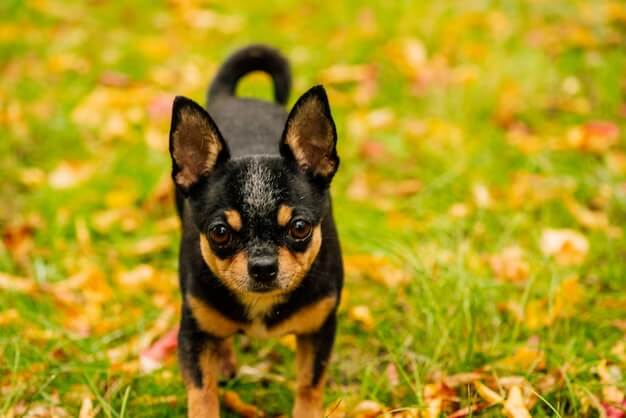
[169,45,343,418]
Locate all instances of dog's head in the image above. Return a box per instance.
[169,86,338,296]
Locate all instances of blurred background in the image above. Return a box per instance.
[1,1,625,417]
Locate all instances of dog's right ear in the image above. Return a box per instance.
[169,96,230,192]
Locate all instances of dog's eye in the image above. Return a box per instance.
[288,219,312,240]
[209,224,231,246]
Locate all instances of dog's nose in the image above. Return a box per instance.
[248,256,278,282]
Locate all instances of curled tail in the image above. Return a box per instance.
[207,44,291,106]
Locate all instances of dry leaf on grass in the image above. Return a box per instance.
[130,235,172,256]
[474,381,504,405]
[488,246,530,283]
[348,305,375,330]
[223,390,263,418]
[503,276,584,329]
[139,325,179,373]
[441,372,484,388]
[445,405,482,418]
[565,120,619,153]
[502,386,532,418]
[497,346,546,371]
[344,254,411,288]
[565,199,609,231]
[48,161,95,189]
[0,272,37,293]
[602,399,626,418]
[78,397,95,418]
[351,400,385,418]
[540,228,589,266]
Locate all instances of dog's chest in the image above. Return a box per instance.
[189,294,337,339]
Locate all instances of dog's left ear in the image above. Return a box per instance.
[280,85,339,182]
[169,96,230,192]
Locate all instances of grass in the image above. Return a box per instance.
[1,0,625,417]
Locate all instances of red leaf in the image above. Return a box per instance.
[140,326,179,372]
[603,400,626,418]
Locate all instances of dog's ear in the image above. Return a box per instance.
[280,85,339,182]
[169,96,230,192]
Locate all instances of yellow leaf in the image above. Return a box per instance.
[349,305,375,330]
[565,199,609,231]
[222,390,263,418]
[550,276,584,321]
[503,386,532,418]
[474,381,504,405]
[498,346,546,371]
[0,272,37,294]
[351,400,385,418]
[344,254,411,288]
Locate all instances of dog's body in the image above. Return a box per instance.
[169,45,343,418]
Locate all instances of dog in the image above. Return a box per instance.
[169,45,343,418]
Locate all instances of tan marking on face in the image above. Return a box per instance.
[199,233,248,293]
[277,204,294,227]
[185,342,222,418]
[293,336,326,418]
[172,108,222,189]
[224,209,242,231]
[277,225,322,290]
[187,294,241,338]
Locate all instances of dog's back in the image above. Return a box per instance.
[206,45,291,157]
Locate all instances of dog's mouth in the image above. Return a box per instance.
[247,280,280,293]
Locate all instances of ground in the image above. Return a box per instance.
[1,1,625,417]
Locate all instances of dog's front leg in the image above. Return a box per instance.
[293,313,337,418]
[180,333,226,418]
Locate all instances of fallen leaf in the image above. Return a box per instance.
[603,400,626,418]
[604,385,625,404]
[117,264,159,288]
[386,363,399,387]
[319,64,374,84]
[78,397,95,418]
[0,308,19,326]
[502,386,532,418]
[351,400,385,418]
[349,305,375,330]
[0,272,37,293]
[565,198,610,231]
[446,405,482,418]
[449,203,469,218]
[497,346,546,371]
[344,254,411,288]
[140,325,179,373]
[549,276,584,321]
[130,235,172,256]
[442,372,484,388]
[223,390,263,418]
[359,140,388,161]
[488,246,530,283]
[474,381,504,405]
[48,161,94,189]
[565,120,619,153]
[472,183,493,209]
[540,228,589,266]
